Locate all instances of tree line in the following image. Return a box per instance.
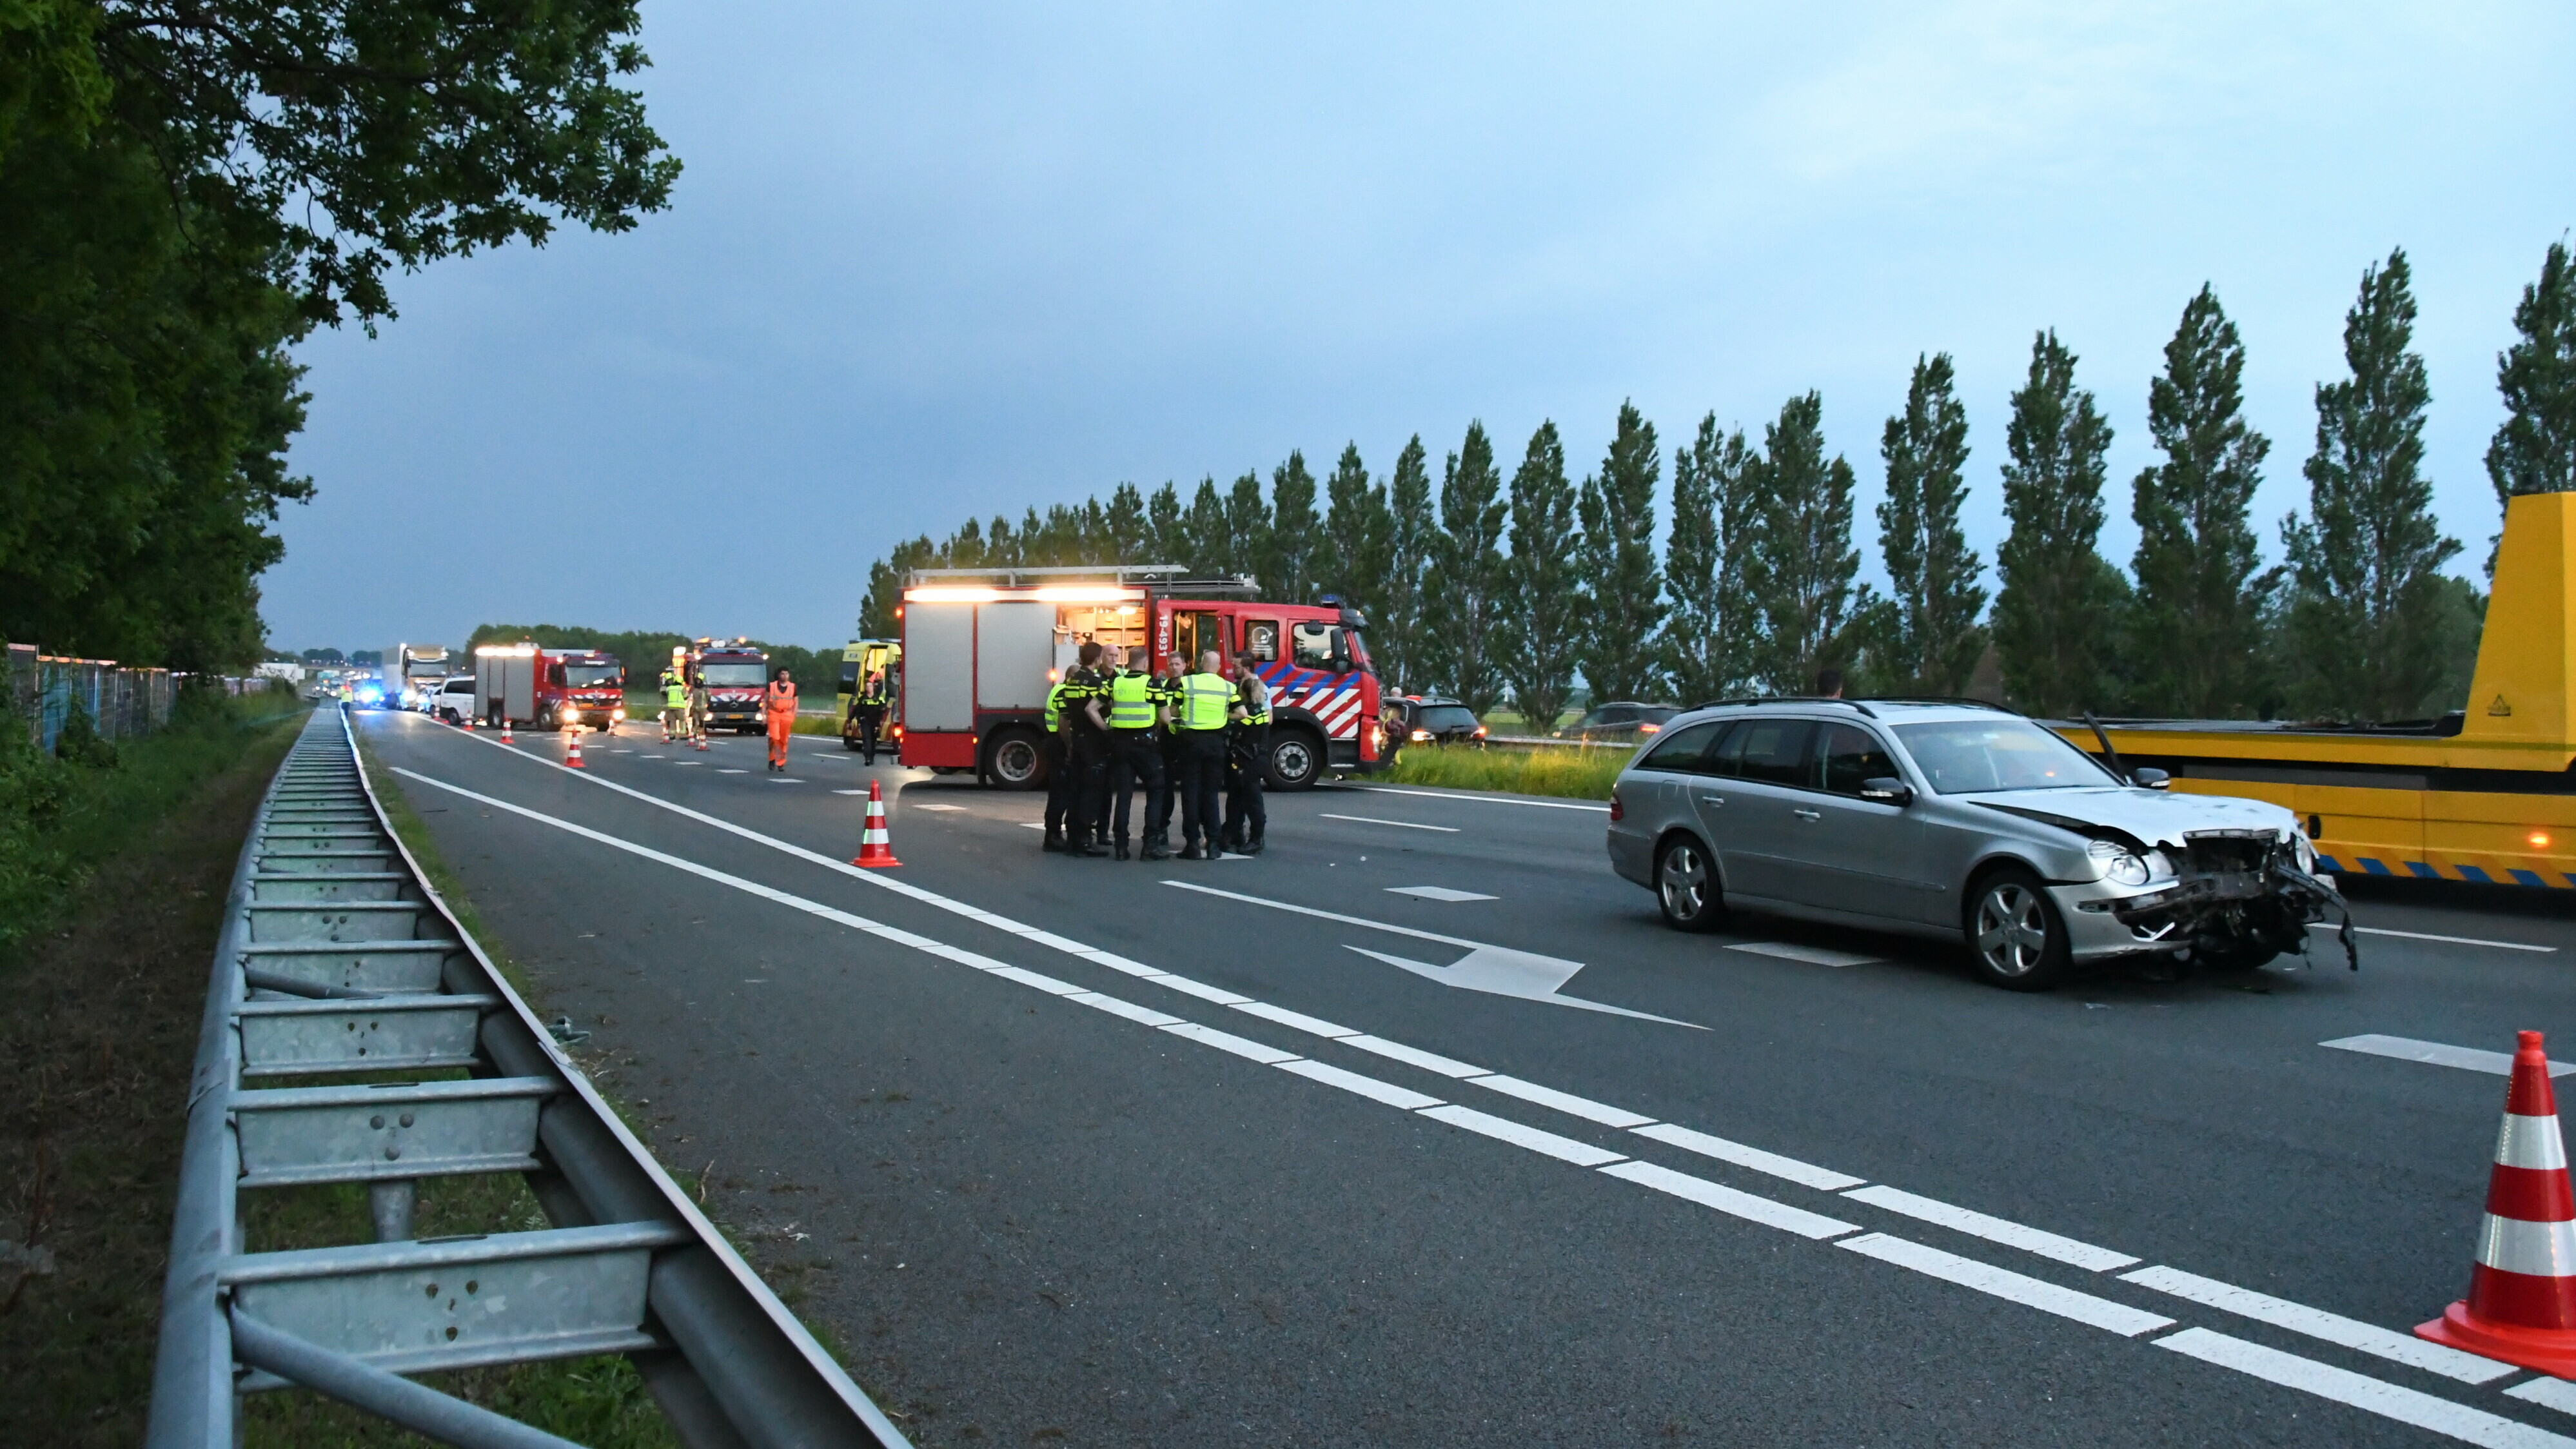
[863,245,2576,725]
[0,1,677,670]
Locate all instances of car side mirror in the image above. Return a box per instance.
[2130,767,2170,790]
[1860,776,1912,805]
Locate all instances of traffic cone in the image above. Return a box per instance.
[565,727,585,769]
[850,779,900,867]
[464,712,475,731]
[500,717,513,744]
[2417,1030,2576,1374]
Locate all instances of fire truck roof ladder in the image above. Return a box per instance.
[905,564,1259,594]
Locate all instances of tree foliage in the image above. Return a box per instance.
[2488,241,2576,570]
[2282,250,2461,720]
[1500,421,1582,731]
[1424,422,1510,715]
[2130,286,2271,717]
[1659,414,1760,704]
[1267,450,1320,602]
[1575,402,1666,702]
[1994,331,2125,715]
[1876,354,1987,694]
[1379,437,1436,693]
[1317,442,1391,624]
[1748,393,1862,693]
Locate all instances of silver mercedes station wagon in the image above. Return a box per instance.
[1604,700,2349,990]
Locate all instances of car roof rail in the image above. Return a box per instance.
[1858,696,2025,716]
[1686,695,1878,718]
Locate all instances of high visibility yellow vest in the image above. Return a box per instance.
[664,680,687,709]
[1043,680,1070,733]
[1108,671,1155,729]
[1181,673,1233,731]
[1238,680,1271,727]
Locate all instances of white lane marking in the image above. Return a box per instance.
[638,754,667,758]
[1627,1123,1864,1192]
[1387,885,1499,902]
[2323,1034,2576,1078]
[2355,926,2556,953]
[1471,1074,1657,1129]
[1159,1021,1300,1065]
[769,778,803,784]
[1344,785,1610,814]
[1344,942,1701,1027]
[2155,1327,2572,1448]
[910,803,967,812]
[718,769,747,774]
[2120,1265,2515,1385]
[673,761,702,767]
[1339,1034,1491,1079]
[1228,1001,1360,1038]
[1148,975,1255,1007]
[1419,1105,1627,1167]
[609,749,634,754]
[1276,1058,1446,1110]
[1838,1233,2172,1337]
[988,965,1085,995]
[1321,813,1460,833]
[836,789,870,796]
[2510,1377,2576,1415]
[1841,1185,2138,1272]
[1065,992,1184,1028]
[1727,941,1880,968]
[1600,1161,1860,1241]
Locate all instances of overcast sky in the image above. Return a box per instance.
[267,1,2575,656]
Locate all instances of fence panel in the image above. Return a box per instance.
[6,643,202,751]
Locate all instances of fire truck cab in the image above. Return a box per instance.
[684,638,773,733]
[895,566,1390,790]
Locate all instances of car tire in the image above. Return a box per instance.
[1655,835,1724,933]
[1966,867,2072,991]
[1266,729,1324,791]
[985,727,1047,791]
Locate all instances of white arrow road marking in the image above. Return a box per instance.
[1344,943,1702,1027]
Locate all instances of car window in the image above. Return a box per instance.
[1243,619,1280,663]
[1417,706,1479,730]
[1816,722,1899,795]
[1732,720,1816,785]
[1639,706,1678,725]
[1602,705,1638,724]
[1891,719,2121,794]
[1637,719,1724,773]
[1292,621,1338,669]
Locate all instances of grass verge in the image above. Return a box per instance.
[1381,741,1631,800]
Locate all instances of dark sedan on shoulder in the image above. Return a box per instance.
[1390,695,1487,746]
[1557,701,1678,742]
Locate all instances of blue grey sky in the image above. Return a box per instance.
[268,2,2575,656]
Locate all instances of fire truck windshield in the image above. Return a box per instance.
[698,662,769,687]
[561,663,622,687]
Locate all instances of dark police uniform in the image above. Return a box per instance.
[1149,667,1186,841]
[1063,665,1113,854]
[1175,669,1234,855]
[1224,671,1271,853]
[1041,676,1077,850]
[1104,667,1168,859]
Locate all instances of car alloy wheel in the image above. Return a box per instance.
[1969,869,2069,990]
[1657,838,1720,932]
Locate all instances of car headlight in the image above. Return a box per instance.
[612,707,626,720]
[2088,838,2150,887]
[562,705,580,720]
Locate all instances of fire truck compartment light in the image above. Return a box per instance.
[476,644,536,656]
[1034,586,1145,602]
[2532,831,2552,849]
[905,587,1003,603]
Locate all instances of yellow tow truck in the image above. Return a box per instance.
[2062,491,2576,888]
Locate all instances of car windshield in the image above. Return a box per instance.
[1892,719,2119,794]
[1415,706,1478,730]
[698,663,769,687]
[562,663,621,687]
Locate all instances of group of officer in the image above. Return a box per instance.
[1042,644,1270,860]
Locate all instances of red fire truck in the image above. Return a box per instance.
[894,566,1391,789]
[471,644,628,731]
[684,638,774,733]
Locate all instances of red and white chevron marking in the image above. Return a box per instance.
[1277,685,1362,738]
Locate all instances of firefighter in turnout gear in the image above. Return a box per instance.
[1175,651,1234,859]
[688,670,711,751]
[1105,647,1170,860]
[1224,651,1270,854]
[660,670,689,743]
[765,668,797,771]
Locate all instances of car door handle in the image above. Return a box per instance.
[1693,791,1723,807]
[1791,808,1821,822]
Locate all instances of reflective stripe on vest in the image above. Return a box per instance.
[1109,671,1155,729]
[664,683,687,708]
[1239,686,1271,726]
[1181,673,1233,731]
[1044,680,1069,733]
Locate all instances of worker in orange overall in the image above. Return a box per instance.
[764,668,798,771]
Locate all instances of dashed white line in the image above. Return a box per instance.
[910,803,967,812]
[2355,926,2556,953]
[2120,1265,2516,1384]
[1627,1123,1865,1192]
[835,789,870,796]
[1600,1160,1859,1241]
[2323,1034,2576,1078]
[1064,992,1185,1028]
[1228,1000,1361,1038]
[1471,1073,1657,1129]
[1841,1185,2138,1272]
[1275,1058,1446,1111]
[1341,785,1610,813]
[1320,813,1459,833]
[2156,1328,2571,1448]
[1839,1233,2172,1337]
[1158,1020,1300,1065]
[718,769,747,774]
[1338,1034,1491,1079]
[1419,1105,1626,1167]
[2510,1377,2576,1416]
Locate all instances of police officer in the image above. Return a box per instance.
[1147,656,1186,849]
[850,669,888,764]
[1224,651,1271,855]
[1103,647,1170,860]
[1174,649,1234,860]
[1062,642,1114,856]
[1040,665,1079,852]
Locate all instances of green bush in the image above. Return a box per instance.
[1379,742,1631,800]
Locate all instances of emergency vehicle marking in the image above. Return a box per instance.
[1257,664,1364,739]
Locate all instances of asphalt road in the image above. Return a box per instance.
[358,709,2576,1448]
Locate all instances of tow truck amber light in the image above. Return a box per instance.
[2533,832,2553,849]
[1637,722,1660,734]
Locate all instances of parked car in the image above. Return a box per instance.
[1390,695,1486,747]
[1558,701,1678,742]
[1604,699,2345,991]
[432,675,477,724]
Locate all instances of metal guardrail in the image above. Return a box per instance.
[148,705,911,1448]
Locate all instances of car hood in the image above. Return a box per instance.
[1960,787,2296,853]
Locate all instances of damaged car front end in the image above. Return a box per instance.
[2052,825,2355,971]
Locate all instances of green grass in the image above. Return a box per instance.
[1381,741,1632,799]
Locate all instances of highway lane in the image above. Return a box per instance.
[361,710,2576,1446]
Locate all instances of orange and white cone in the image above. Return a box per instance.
[565,727,585,769]
[850,779,900,867]
[463,711,475,731]
[2419,1030,2576,1374]
[500,716,513,744]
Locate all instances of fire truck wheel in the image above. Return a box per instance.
[984,727,1048,790]
[1264,728,1324,791]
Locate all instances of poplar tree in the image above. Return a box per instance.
[1379,436,1435,692]
[1658,414,1761,703]
[1146,482,1185,566]
[1268,450,1321,602]
[1224,470,1271,581]
[1575,402,1667,702]
[1994,330,2125,715]
[2283,250,2461,720]
[1501,420,1583,731]
[2130,286,2270,717]
[1877,353,1987,694]
[1319,444,1392,622]
[2487,241,2576,569]
[1103,486,1148,562]
[1748,393,1863,693]
[1183,477,1228,577]
[1426,422,1510,713]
